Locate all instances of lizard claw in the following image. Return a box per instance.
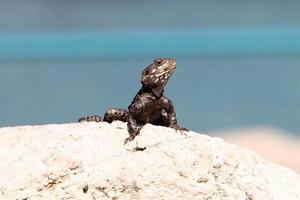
[124,126,142,145]
[170,125,189,136]
[124,135,135,145]
[178,129,188,136]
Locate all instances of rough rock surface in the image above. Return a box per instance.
[0,122,299,200]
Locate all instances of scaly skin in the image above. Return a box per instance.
[79,58,188,144]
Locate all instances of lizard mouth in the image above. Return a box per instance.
[166,59,176,75]
[157,64,175,78]
[162,58,176,74]
[169,59,176,70]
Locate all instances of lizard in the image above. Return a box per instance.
[79,58,188,144]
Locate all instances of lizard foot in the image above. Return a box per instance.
[170,125,189,136]
[124,127,142,145]
[124,135,135,145]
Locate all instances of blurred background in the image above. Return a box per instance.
[0,0,299,171]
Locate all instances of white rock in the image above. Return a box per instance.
[0,121,299,200]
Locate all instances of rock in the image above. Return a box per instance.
[0,121,299,200]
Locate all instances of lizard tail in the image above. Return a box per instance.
[104,108,128,123]
[78,115,102,122]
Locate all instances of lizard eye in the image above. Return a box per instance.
[143,69,150,75]
[154,58,163,66]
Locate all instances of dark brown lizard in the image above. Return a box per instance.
[79,58,188,143]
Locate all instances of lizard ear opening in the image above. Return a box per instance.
[143,69,149,76]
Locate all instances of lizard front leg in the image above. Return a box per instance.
[124,102,144,144]
[124,114,142,144]
[160,96,188,133]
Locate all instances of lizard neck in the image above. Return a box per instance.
[151,87,164,98]
[142,85,164,99]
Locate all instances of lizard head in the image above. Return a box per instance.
[141,58,176,90]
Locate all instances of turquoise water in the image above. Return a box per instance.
[1,29,300,60]
[1,56,300,134]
